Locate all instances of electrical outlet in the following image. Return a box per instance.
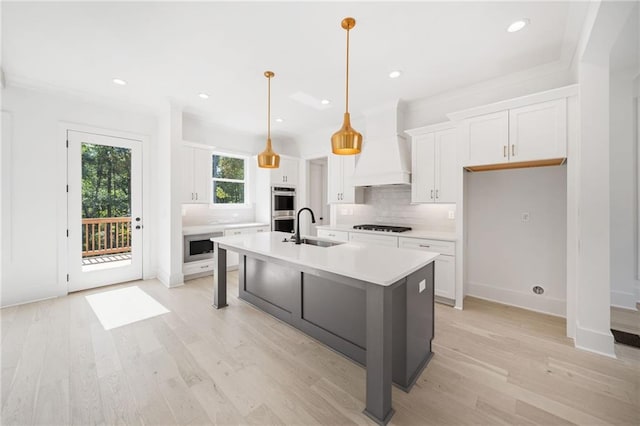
[419,279,426,293]
[521,212,530,222]
[448,210,455,220]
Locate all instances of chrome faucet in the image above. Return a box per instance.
[295,207,316,244]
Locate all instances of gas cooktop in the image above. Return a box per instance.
[352,224,412,233]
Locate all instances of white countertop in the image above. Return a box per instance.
[316,225,457,242]
[212,231,439,286]
[183,222,269,236]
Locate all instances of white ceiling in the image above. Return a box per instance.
[2,1,588,138]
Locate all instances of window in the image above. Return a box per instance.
[212,154,246,205]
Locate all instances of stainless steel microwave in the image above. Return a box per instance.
[183,231,223,263]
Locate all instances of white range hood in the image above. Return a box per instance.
[352,100,411,186]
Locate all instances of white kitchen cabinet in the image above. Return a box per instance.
[462,98,567,168]
[410,127,458,203]
[181,145,211,204]
[399,236,456,301]
[328,154,363,203]
[509,98,567,162]
[317,229,349,242]
[348,232,398,248]
[462,111,509,167]
[224,225,270,269]
[271,157,298,186]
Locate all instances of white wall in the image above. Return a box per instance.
[609,4,639,309]
[466,166,568,316]
[183,113,300,157]
[0,85,157,307]
[610,70,639,309]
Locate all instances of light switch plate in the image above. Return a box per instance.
[419,279,426,293]
[448,210,455,220]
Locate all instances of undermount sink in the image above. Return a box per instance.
[289,237,344,248]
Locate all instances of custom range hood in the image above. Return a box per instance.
[351,100,411,186]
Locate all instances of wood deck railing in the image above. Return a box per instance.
[82,217,131,258]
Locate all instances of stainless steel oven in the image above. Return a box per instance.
[272,186,295,233]
[183,232,223,263]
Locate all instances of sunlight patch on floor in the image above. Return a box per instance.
[85,285,169,330]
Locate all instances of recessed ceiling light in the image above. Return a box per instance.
[112,78,127,86]
[275,118,284,123]
[507,19,529,33]
[199,93,209,99]
[321,99,331,105]
[389,70,402,79]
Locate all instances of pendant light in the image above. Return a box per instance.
[258,71,280,168]
[331,17,362,155]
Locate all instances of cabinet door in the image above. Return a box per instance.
[282,158,299,186]
[509,98,567,162]
[463,111,509,167]
[327,155,343,203]
[193,148,211,203]
[180,146,195,203]
[317,229,349,242]
[434,128,458,203]
[434,255,455,300]
[340,155,358,203]
[411,133,436,203]
[348,232,398,247]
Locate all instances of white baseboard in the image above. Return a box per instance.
[157,268,184,288]
[610,290,638,310]
[467,281,566,317]
[575,324,616,358]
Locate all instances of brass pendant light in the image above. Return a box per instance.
[331,17,362,155]
[258,71,280,168]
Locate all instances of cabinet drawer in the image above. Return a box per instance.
[254,226,270,233]
[183,260,214,276]
[317,229,349,242]
[349,232,398,248]
[398,237,455,256]
[224,229,246,236]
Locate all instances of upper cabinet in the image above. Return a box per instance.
[181,145,211,204]
[462,111,509,167]
[508,99,567,162]
[270,157,298,186]
[455,92,572,171]
[407,125,458,204]
[328,154,363,204]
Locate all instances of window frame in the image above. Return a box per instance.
[210,151,250,208]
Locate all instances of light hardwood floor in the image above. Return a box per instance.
[2,273,639,425]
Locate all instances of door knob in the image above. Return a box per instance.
[136,225,142,230]
[135,217,141,222]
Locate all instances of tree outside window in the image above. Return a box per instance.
[212,154,246,204]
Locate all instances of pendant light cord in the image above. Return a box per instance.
[267,75,271,140]
[345,28,350,113]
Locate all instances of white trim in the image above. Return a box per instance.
[466,281,566,318]
[405,121,458,137]
[575,325,616,359]
[447,84,579,121]
[58,122,151,295]
[611,290,639,310]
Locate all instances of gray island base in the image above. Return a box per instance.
[212,235,436,425]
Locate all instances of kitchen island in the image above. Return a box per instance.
[211,231,439,425]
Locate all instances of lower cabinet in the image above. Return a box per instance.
[317,229,349,242]
[348,232,398,247]
[399,237,455,301]
[224,225,270,270]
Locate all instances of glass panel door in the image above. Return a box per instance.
[67,130,142,292]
